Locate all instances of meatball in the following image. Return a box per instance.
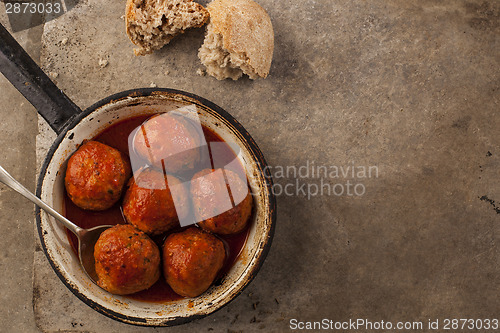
[94,224,160,295]
[163,227,226,297]
[122,168,189,235]
[192,169,253,235]
[133,112,203,173]
[65,141,131,211]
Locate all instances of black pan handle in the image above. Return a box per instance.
[0,23,81,134]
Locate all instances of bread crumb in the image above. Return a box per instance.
[126,0,209,56]
[48,72,59,79]
[150,82,157,88]
[120,15,125,20]
[198,0,274,80]
[196,68,206,76]
[164,70,170,75]
[98,58,109,68]
[60,38,68,45]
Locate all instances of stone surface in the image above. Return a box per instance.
[0,9,41,333]
[0,0,498,332]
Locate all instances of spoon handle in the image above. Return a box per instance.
[0,165,82,235]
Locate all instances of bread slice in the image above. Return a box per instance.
[126,0,209,56]
[198,0,274,80]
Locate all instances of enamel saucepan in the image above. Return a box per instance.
[0,23,276,326]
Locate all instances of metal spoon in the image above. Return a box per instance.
[0,165,111,285]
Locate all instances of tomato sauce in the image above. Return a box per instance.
[64,113,251,303]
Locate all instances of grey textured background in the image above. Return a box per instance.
[0,0,498,332]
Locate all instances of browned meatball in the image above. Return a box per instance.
[163,227,225,297]
[192,169,253,235]
[94,224,160,295]
[122,168,189,235]
[133,112,202,173]
[65,141,131,211]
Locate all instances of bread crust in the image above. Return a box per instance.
[205,0,274,78]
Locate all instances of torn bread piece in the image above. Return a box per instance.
[126,0,209,56]
[198,0,274,80]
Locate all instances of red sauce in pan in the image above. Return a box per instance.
[64,114,251,303]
